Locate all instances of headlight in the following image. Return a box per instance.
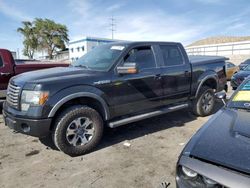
[178,165,220,187]
[21,90,49,111]
[182,166,198,178]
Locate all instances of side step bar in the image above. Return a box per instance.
[108,103,189,128]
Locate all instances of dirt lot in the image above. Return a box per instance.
[0,89,232,188]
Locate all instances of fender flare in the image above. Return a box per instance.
[195,74,218,98]
[48,92,110,120]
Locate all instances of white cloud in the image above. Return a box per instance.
[106,3,125,12]
[67,2,214,45]
[0,0,32,21]
[192,0,224,4]
[68,0,91,18]
[115,12,208,45]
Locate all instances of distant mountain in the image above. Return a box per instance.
[188,36,250,47]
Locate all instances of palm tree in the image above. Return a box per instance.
[17,21,38,59]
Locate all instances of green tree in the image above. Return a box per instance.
[34,18,69,59]
[17,21,38,59]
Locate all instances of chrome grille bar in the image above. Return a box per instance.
[6,83,20,109]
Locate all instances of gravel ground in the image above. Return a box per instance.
[0,88,232,188]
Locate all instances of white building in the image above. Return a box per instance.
[69,36,120,62]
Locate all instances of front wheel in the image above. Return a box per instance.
[192,86,215,117]
[52,105,103,156]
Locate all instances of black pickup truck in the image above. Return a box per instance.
[3,42,227,156]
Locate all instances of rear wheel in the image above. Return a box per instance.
[192,86,215,117]
[52,105,103,156]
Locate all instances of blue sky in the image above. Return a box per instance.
[1,0,250,56]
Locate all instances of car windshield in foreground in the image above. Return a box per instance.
[243,65,250,71]
[72,44,125,71]
[228,80,250,110]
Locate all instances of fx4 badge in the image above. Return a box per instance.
[94,80,111,85]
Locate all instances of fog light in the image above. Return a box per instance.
[21,123,30,133]
[182,166,198,178]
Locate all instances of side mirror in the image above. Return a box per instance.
[215,91,227,105]
[117,62,138,75]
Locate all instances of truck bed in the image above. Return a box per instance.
[189,55,228,64]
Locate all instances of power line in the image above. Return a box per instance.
[110,16,116,39]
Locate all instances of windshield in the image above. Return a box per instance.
[228,80,250,110]
[72,44,125,71]
[243,65,250,71]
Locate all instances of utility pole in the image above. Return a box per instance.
[110,16,116,39]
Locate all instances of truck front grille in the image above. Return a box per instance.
[6,83,21,109]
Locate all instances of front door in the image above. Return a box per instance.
[109,45,164,117]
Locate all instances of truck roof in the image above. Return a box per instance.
[109,41,182,46]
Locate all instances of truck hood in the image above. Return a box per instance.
[11,66,99,86]
[185,108,250,174]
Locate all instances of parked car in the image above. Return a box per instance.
[176,78,250,188]
[239,59,250,70]
[226,61,238,80]
[0,49,69,98]
[231,64,250,90]
[3,42,227,156]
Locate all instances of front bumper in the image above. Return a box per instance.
[2,109,52,138]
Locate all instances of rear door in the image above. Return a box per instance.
[159,44,192,105]
[0,52,13,96]
[109,45,164,117]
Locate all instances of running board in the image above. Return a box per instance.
[108,103,189,128]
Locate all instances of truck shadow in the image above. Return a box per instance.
[39,100,224,155]
[95,101,224,153]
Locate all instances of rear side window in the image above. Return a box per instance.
[160,45,184,66]
[124,46,156,69]
[0,56,3,67]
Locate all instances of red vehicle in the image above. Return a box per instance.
[0,49,69,98]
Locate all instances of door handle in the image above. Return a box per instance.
[0,72,11,76]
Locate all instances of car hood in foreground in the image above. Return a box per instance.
[233,71,250,79]
[184,108,250,174]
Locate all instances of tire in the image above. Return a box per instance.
[192,86,215,117]
[52,105,103,156]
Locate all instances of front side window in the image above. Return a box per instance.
[72,44,125,71]
[124,46,156,70]
[160,45,184,66]
[243,65,250,71]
